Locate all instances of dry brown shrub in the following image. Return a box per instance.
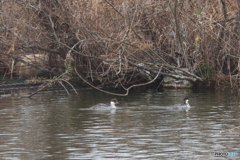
[0,0,239,89]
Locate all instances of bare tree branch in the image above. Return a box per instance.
[75,66,162,96]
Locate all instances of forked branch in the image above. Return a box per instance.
[74,66,162,96]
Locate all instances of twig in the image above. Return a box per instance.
[104,0,124,18]
[217,125,240,135]
[28,82,50,98]
[229,125,240,131]
[58,80,70,95]
[61,79,78,95]
[75,66,162,96]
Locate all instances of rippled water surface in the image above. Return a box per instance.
[0,89,240,159]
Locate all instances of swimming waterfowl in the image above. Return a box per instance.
[171,97,190,109]
[90,98,119,109]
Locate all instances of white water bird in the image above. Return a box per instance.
[90,99,119,109]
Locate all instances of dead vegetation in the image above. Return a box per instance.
[0,0,239,92]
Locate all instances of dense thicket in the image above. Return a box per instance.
[0,0,239,89]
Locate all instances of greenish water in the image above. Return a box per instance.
[0,88,239,159]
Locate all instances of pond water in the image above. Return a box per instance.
[0,88,240,160]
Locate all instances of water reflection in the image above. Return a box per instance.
[0,89,239,159]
